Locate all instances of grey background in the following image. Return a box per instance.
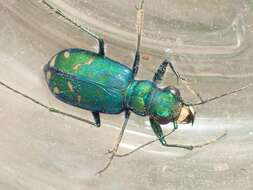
[0,0,253,189]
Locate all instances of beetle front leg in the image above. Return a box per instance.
[152,59,168,83]
[166,59,204,101]
[155,58,204,102]
[149,117,167,145]
[150,117,193,150]
[153,59,186,84]
[114,130,227,158]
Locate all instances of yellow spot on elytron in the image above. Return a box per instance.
[46,71,51,82]
[53,87,60,94]
[49,55,56,67]
[86,56,95,65]
[67,81,74,92]
[72,56,95,71]
[64,51,70,58]
[73,63,82,71]
[77,95,81,104]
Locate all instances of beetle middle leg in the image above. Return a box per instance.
[96,110,131,175]
[42,0,105,56]
[132,0,144,77]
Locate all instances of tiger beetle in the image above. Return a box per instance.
[0,0,250,175]
[40,0,253,174]
[43,0,197,148]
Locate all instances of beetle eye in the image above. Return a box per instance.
[164,86,180,97]
[170,89,177,95]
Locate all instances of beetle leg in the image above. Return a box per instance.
[149,117,167,145]
[153,59,186,84]
[173,120,178,129]
[167,60,186,82]
[167,60,204,101]
[132,0,144,77]
[154,58,204,102]
[150,117,193,150]
[42,0,105,56]
[96,110,131,175]
[0,81,101,127]
[152,59,169,83]
[97,38,105,56]
[114,130,227,157]
[91,112,101,127]
[132,51,140,77]
[48,108,99,127]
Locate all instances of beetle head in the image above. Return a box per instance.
[150,86,182,125]
[177,105,195,125]
[152,86,196,125]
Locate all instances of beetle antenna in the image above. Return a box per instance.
[189,83,252,106]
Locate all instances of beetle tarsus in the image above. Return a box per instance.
[192,131,227,148]
[113,131,227,158]
[132,0,144,78]
[112,128,177,158]
[158,58,204,102]
[96,150,116,175]
[96,110,131,175]
[162,142,194,150]
[42,0,106,56]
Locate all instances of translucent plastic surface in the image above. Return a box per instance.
[0,0,252,189]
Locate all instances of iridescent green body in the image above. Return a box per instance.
[41,0,199,167]
[44,48,182,121]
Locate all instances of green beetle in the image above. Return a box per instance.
[41,0,246,174]
[44,47,195,147]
